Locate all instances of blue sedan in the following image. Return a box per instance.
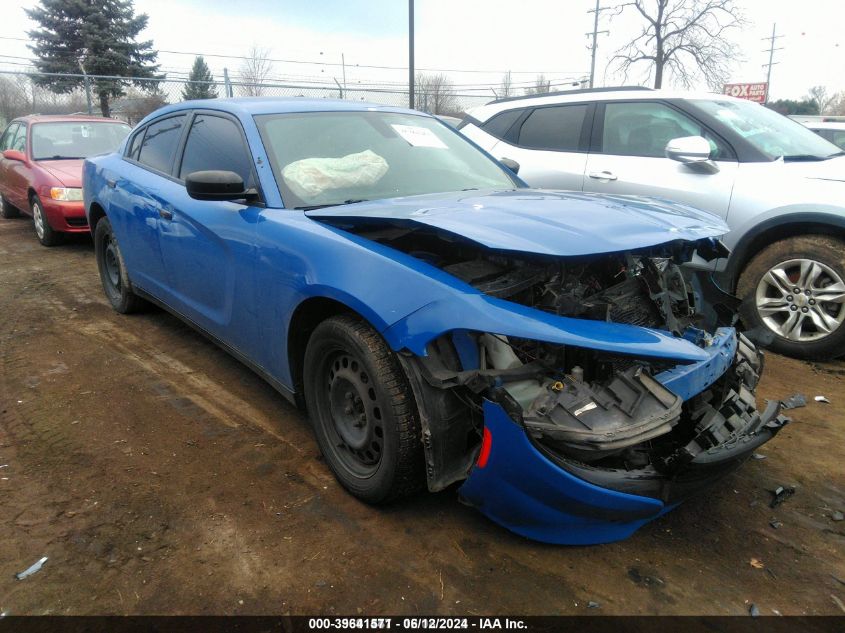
[83,98,786,544]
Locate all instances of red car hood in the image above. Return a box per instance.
[38,160,84,187]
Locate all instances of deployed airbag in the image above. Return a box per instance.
[282,150,389,199]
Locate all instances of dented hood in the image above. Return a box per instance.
[305,189,728,256]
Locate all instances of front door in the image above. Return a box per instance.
[583,101,737,219]
[157,112,261,350]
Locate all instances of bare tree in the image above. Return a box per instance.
[499,71,513,98]
[238,46,274,96]
[611,0,744,89]
[807,86,837,115]
[414,72,459,115]
[523,74,550,95]
[831,92,845,116]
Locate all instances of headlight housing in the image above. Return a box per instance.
[49,187,83,201]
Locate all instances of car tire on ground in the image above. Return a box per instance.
[0,193,20,218]
[94,216,145,314]
[303,314,425,504]
[738,235,845,360]
[30,195,63,247]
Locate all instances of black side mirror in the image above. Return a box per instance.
[185,170,258,202]
[499,157,520,175]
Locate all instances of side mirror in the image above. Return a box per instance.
[499,157,520,175]
[185,170,257,202]
[665,136,713,164]
[2,149,25,162]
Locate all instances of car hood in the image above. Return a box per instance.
[786,154,845,183]
[305,189,728,256]
[37,159,84,187]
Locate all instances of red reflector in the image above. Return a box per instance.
[477,427,492,468]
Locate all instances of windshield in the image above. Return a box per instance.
[31,121,131,160]
[255,111,518,209]
[692,99,841,161]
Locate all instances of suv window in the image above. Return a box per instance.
[0,123,20,152]
[602,101,729,159]
[517,104,589,152]
[482,109,523,141]
[137,114,187,174]
[179,114,254,187]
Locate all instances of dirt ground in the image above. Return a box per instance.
[0,214,843,616]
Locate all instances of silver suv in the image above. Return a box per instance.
[461,87,845,360]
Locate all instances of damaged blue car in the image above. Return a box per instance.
[83,98,787,545]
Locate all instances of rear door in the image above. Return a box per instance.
[157,111,261,350]
[582,100,737,219]
[481,103,593,191]
[109,113,188,296]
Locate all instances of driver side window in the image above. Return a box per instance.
[178,114,255,189]
[0,123,19,152]
[602,102,728,160]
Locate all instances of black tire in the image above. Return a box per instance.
[303,314,425,504]
[737,235,845,360]
[94,217,145,314]
[0,192,19,218]
[31,195,63,246]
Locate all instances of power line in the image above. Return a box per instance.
[0,34,587,76]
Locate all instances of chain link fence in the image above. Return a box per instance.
[0,70,495,126]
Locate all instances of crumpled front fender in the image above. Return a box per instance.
[381,293,710,363]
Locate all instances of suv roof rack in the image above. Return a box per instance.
[488,85,653,105]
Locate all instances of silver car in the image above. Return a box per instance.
[461,87,845,360]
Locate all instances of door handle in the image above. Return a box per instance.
[158,208,173,221]
[106,179,116,188]
[588,170,618,181]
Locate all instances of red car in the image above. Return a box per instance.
[0,115,131,246]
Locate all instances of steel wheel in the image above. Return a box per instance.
[321,350,385,478]
[103,236,123,294]
[755,258,845,342]
[32,200,46,240]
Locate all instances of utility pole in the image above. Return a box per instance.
[408,0,415,109]
[78,59,93,115]
[223,67,234,98]
[341,53,347,96]
[762,23,784,103]
[586,0,611,89]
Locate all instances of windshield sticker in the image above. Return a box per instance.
[391,124,448,149]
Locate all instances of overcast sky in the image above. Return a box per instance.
[1,0,843,102]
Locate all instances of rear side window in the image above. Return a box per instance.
[0,123,20,151]
[482,109,522,140]
[178,114,254,187]
[517,105,589,152]
[137,114,186,174]
[126,129,144,161]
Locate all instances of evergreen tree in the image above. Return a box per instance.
[26,0,161,117]
[182,56,217,100]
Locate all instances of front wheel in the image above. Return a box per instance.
[737,235,845,360]
[303,314,425,504]
[94,217,145,314]
[31,196,62,246]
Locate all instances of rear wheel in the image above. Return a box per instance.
[0,192,19,218]
[94,216,145,314]
[31,195,62,247]
[738,235,845,359]
[303,314,425,504]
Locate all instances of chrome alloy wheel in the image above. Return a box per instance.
[755,258,845,342]
[32,201,46,240]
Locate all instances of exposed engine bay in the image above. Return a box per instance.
[320,219,787,500]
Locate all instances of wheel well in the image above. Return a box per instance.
[88,202,107,233]
[287,297,354,406]
[27,187,37,204]
[727,220,845,292]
